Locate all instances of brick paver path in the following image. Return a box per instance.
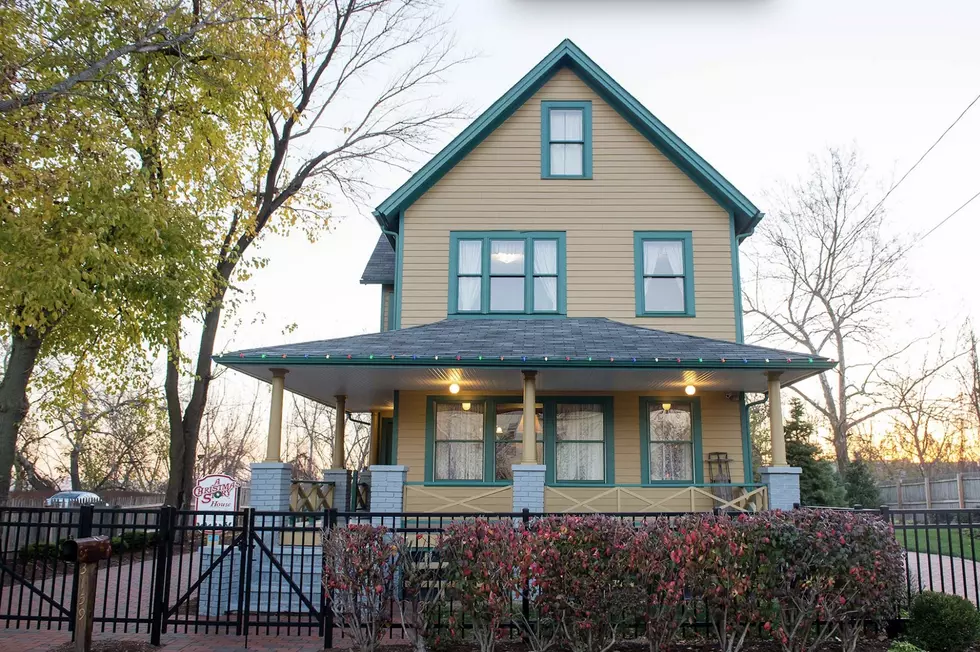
[0,630,358,652]
[907,551,979,604]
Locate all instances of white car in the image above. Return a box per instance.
[44,491,103,507]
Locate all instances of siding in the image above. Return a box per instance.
[401,68,737,339]
[380,284,393,332]
[395,390,744,503]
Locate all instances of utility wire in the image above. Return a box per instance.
[867,89,980,218]
[916,189,980,245]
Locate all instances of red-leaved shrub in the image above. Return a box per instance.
[526,515,643,652]
[439,518,523,652]
[631,518,690,651]
[322,524,401,652]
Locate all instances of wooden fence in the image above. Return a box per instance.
[879,474,980,510]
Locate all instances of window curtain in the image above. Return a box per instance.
[555,403,604,481]
[644,241,684,275]
[435,402,484,480]
[457,241,482,311]
[648,404,694,482]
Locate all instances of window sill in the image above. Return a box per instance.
[409,481,513,488]
[635,311,696,318]
[447,313,567,320]
[541,174,593,180]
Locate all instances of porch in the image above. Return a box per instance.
[215,318,833,514]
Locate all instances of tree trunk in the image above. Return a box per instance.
[0,329,44,505]
[15,451,55,491]
[164,272,232,507]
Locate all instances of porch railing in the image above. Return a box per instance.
[290,480,335,512]
[544,483,768,513]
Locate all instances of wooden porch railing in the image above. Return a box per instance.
[544,483,768,513]
[290,480,335,512]
[403,483,513,513]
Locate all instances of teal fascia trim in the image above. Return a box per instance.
[220,356,836,374]
[634,231,696,317]
[392,390,400,465]
[372,39,762,236]
[639,397,703,485]
[729,214,745,343]
[447,231,566,317]
[739,392,754,484]
[392,213,404,329]
[540,101,593,179]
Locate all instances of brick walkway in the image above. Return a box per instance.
[0,629,374,651]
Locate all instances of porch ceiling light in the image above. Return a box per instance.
[449,382,460,394]
[462,402,471,411]
[661,402,671,412]
[685,385,696,396]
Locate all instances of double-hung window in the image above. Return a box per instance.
[541,101,592,179]
[634,231,695,316]
[640,398,702,484]
[427,396,612,485]
[450,232,565,316]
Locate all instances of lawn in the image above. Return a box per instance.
[895,525,980,561]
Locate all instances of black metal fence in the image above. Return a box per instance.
[2,505,978,646]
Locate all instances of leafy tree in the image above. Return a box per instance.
[843,455,881,507]
[784,398,847,507]
[163,0,465,506]
[0,0,283,502]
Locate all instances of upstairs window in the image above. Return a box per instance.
[541,101,592,179]
[450,232,565,316]
[634,231,695,317]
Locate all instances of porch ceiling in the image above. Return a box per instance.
[218,364,823,412]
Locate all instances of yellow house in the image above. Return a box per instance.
[217,40,833,515]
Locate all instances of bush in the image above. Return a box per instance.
[888,643,925,652]
[439,518,523,652]
[631,518,690,651]
[907,591,980,652]
[322,524,401,652]
[526,515,643,652]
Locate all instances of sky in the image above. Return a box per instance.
[214,0,980,404]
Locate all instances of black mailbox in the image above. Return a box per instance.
[61,535,112,563]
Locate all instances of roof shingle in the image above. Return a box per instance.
[359,235,395,285]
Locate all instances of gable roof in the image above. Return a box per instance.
[373,39,763,236]
[360,235,395,285]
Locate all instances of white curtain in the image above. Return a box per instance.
[550,109,583,140]
[533,240,557,274]
[644,241,684,275]
[555,404,604,481]
[457,240,482,311]
[458,278,481,312]
[435,402,484,480]
[458,240,482,274]
[490,240,525,274]
[550,144,583,176]
[533,278,557,311]
[648,405,693,481]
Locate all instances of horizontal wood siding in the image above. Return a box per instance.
[394,390,744,512]
[401,68,736,339]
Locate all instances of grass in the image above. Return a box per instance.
[895,525,980,561]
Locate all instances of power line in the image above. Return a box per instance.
[867,89,980,217]
[916,189,980,245]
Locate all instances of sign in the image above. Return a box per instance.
[193,474,239,527]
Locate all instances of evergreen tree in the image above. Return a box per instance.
[784,399,847,507]
[843,456,881,507]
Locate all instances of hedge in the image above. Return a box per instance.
[322,510,906,652]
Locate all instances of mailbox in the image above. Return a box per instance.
[61,535,112,563]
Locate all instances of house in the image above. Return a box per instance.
[217,40,832,515]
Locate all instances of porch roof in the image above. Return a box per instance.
[215,319,834,410]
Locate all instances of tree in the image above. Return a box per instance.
[197,385,262,481]
[784,398,847,507]
[842,456,880,507]
[0,0,262,113]
[744,147,914,470]
[164,0,464,505]
[0,0,283,502]
[285,396,373,480]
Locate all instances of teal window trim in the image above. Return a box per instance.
[729,213,745,343]
[541,101,593,179]
[424,394,614,486]
[639,397,703,486]
[544,396,615,487]
[447,231,566,317]
[634,231,695,317]
[739,392,754,483]
[392,213,404,329]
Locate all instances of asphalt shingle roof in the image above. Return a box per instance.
[359,236,395,285]
[221,318,831,368]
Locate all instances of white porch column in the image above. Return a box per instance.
[522,371,538,464]
[332,395,347,469]
[265,369,288,462]
[761,371,801,510]
[768,372,787,466]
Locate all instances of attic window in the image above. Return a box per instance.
[541,101,592,179]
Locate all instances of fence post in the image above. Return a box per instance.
[957,473,966,509]
[924,476,933,509]
[323,508,337,650]
[68,505,95,634]
[150,505,174,645]
[897,480,903,509]
[239,508,255,641]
